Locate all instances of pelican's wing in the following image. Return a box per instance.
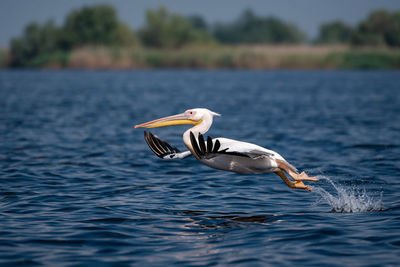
[194,133,298,173]
[144,131,192,159]
[189,132,269,159]
[189,132,283,174]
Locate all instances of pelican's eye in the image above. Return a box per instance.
[185,110,196,119]
[188,111,194,117]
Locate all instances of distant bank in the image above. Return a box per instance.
[3,5,400,70]
[1,45,400,70]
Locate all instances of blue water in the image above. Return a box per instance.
[1,70,399,266]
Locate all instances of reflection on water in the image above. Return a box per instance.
[179,210,279,229]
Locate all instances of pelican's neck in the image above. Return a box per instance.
[183,114,213,151]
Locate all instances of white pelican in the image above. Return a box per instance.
[134,108,317,191]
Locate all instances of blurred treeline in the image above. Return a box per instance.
[3,5,400,68]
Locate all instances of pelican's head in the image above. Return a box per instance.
[134,108,220,129]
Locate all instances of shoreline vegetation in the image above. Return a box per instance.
[2,45,400,70]
[2,5,400,70]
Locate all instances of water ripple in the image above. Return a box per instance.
[0,70,399,266]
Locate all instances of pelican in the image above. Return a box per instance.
[134,108,317,191]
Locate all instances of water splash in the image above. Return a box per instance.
[312,176,384,213]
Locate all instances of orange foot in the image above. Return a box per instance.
[296,171,318,182]
[293,181,312,191]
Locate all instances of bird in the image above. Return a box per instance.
[134,108,317,191]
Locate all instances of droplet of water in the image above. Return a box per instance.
[312,176,384,213]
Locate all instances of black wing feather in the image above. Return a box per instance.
[213,139,220,153]
[190,131,202,156]
[153,134,170,153]
[198,133,206,154]
[144,131,181,158]
[144,131,162,157]
[189,132,251,159]
[207,136,213,153]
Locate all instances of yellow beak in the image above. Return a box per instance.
[134,113,201,129]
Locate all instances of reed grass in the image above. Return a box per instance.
[0,48,9,67]
[2,45,400,69]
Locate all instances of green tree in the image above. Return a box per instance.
[115,22,139,46]
[387,11,400,46]
[10,4,138,66]
[63,5,138,47]
[64,5,120,46]
[316,21,354,44]
[10,20,63,66]
[214,9,306,44]
[351,9,400,47]
[188,15,208,31]
[139,7,214,48]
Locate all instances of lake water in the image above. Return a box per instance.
[1,70,399,266]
